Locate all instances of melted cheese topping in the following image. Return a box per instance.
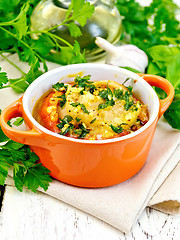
[33,78,149,140]
[59,80,145,139]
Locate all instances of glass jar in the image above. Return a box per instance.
[30,0,122,61]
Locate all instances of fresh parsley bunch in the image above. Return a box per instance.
[0,118,52,192]
[116,0,180,130]
[0,0,94,93]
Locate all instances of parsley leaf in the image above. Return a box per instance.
[70,102,89,114]
[123,91,134,111]
[58,94,67,108]
[52,82,66,91]
[75,117,81,122]
[0,0,94,93]
[164,99,180,130]
[73,75,95,93]
[110,123,128,134]
[76,123,90,139]
[110,124,123,134]
[13,117,24,126]
[0,67,8,88]
[98,85,115,110]
[57,115,74,135]
[68,22,82,38]
[114,87,134,111]
[0,137,52,192]
[0,112,52,192]
[68,0,95,27]
[24,163,51,192]
[90,118,96,124]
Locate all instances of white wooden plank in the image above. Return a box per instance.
[0,186,180,240]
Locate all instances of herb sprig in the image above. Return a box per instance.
[0,121,52,192]
[0,0,94,93]
[116,0,180,129]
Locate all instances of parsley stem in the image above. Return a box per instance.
[0,53,26,76]
[45,31,73,49]
[27,30,73,49]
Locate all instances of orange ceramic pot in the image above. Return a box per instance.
[0,64,174,187]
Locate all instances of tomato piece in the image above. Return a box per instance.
[38,91,61,133]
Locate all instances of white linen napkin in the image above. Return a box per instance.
[1,54,180,233]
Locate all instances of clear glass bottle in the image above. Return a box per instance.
[30,0,122,61]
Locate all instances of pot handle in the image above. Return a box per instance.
[137,74,174,118]
[0,97,42,145]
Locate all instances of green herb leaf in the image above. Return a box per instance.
[74,74,95,93]
[98,99,115,110]
[123,91,134,111]
[0,159,9,185]
[69,0,95,27]
[164,99,180,130]
[70,102,89,114]
[114,89,124,100]
[166,54,180,89]
[12,2,29,40]
[63,115,73,123]
[0,133,52,192]
[90,118,96,124]
[75,117,81,122]
[110,124,123,134]
[24,163,52,193]
[0,67,8,88]
[13,117,24,126]
[52,82,65,91]
[98,85,115,110]
[13,164,25,192]
[119,66,141,73]
[68,22,82,37]
[57,115,74,135]
[59,94,67,108]
[77,123,90,139]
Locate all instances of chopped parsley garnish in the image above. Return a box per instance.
[110,123,128,134]
[75,117,81,122]
[90,118,96,124]
[74,129,83,135]
[98,85,115,110]
[74,75,92,87]
[123,91,134,111]
[57,115,74,135]
[127,86,133,94]
[73,75,96,94]
[131,104,139,112]
[57,94,66,108]
[113,89,124,99]
[110,124,124,134]
[98,100,115,110]
[52,82,67,91]
[70,102,89,114]
[76,124,90,139]
[114,87,134,111]
[61,124,74,136]
[57,115,90,138]
[62,115,73,123]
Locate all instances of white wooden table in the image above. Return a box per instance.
[0,185,180,240]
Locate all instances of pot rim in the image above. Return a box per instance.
[22,63,160,144]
